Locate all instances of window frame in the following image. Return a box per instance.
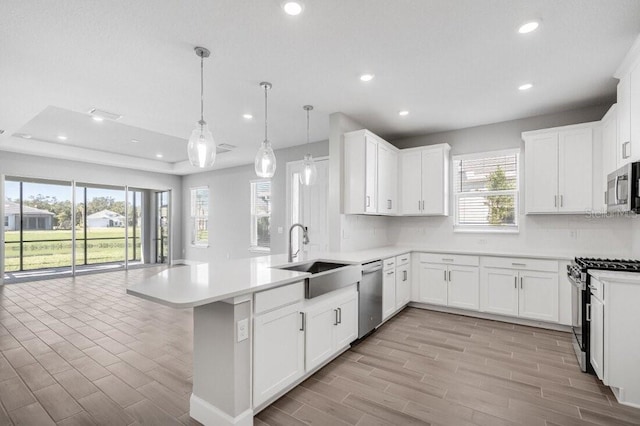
[452,149,520,234]
[250,179,271,253]
[190,186,209,247]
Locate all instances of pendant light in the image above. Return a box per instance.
[300,105,317,186]
[254,82,277,178]
[187,46,216,168]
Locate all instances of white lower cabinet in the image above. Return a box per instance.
[480,258,559,323]
[304,290,358,372]
[395,263,411,308]
[382,268,396,320]
[417,255,480,310]
[590,292,605,380]
[253,303,304,407]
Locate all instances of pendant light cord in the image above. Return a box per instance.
[200,55,204,123]
[264,85,268,142]
[306,108,310,146]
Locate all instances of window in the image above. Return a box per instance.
[453,150,519,232]
[250,180,271,251]
[190,187,209,246]
[3,216,8,227]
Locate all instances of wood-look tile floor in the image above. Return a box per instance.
[1,271,639,426]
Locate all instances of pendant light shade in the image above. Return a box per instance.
[255,82,276,178]
[188,47,216,168]
[300,105,317,186]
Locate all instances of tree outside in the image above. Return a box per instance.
[485,166,515,225]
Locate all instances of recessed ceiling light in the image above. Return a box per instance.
[398,110,410,116]
[360,73,375,82]
[518,21,540,34]
[518,83,533,91]
[156,153,163,158]
[243,114,253,120]
[57,135,68,141]
[283,1,303,16]
[92,116,104,122]
[88,108,122,121]
[131,139,139,143]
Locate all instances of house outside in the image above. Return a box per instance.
[4,201,54,231]
[86,209,125,228]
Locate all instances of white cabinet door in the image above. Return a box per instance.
[421,148,447,215]
[418,263,448,306]
[447,265,479,310]
[399,150,422,215]
[525,133,559,213]
[395,264,411,309]
[364,136,378,213]
[377,144,398,214]
[335,293,358,349]
[618,76,631,165]
[253,303,304,407]
[518,271,559,322]
[629,62,640,163]
[382,269,396,320]
[602,107,618,205]
[304,302,336,372]
[480,268,518,316]
[558,128,593,213]
[590,294,605,380]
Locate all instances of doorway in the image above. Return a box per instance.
[155,191,171,264]
[286,157,329,256]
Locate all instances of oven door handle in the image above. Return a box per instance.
[586,303,591,322]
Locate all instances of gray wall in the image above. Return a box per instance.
[0,151,183,262]
[388,103,638,258]
[181,141,329,263]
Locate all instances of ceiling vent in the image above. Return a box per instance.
[88,108,122,121]
[216,143,236,154]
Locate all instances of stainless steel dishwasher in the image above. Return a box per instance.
[358,260,383,338]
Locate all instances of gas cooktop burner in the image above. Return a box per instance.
[575,257,640,272]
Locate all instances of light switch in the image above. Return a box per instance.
[237,318,249,342]
[278,227,283,234]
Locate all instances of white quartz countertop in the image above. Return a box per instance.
[589,269,640,284]
[127,246,577,309]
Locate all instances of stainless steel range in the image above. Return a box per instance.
[567,257,640,372]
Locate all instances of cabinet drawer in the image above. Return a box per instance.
[589,277,604,301]
[419,253,479,266]
[395,253,410,266]
[383,257,396,271]
[482,256,558,273]
[255,282,305,315]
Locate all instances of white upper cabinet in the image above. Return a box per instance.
[601,105,617,209]
[399,144,450,216]
[343,130,398,215]
[523,123,595,214]
[614,34,640,166]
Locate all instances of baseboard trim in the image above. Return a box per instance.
[190,394,253,426]
[407,302,572,332]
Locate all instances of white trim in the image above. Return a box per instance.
[189,394,253,426]
[453,226,519,234]
[452,148,520,162]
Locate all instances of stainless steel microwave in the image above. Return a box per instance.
[606,162,640,213]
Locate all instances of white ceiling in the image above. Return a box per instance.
[1,0,639,175]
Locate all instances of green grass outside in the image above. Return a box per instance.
[4,227,142,272]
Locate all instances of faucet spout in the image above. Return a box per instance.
[288,223,309,263]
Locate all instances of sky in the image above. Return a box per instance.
[5,181,127,203]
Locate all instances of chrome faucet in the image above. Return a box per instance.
[288,223,309,262]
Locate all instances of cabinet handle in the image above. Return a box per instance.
[442,258,454,262]
[560,195,564,207]
[334,309,339,326]
[401,257,408,262]
[366,196,371,207]
[444,270,447,281]
[586,303,591,322]
[511,262,526,267]
[387,199,392,210]
[514,276,517,289]
[520,277,523,289]
[338,307,342,324]
[623,141,631,159]
[300,312,305,331]
[418,200,421,211]
[448,270,451,282]
[386,271,394,275]
[403,270,407,281]
[422,200,425,210]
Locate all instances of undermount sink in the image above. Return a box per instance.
[277,261,351,274]
[274,260,361,298]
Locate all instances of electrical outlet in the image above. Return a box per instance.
[237,318,249,342]
[277,226,283,234]
[569,230,578,240]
